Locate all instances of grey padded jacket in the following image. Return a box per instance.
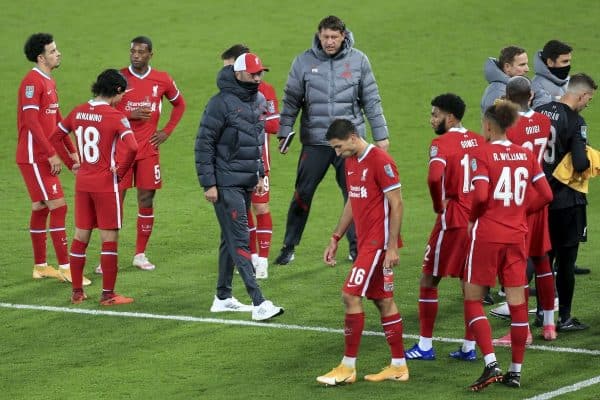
[532,51,569,109]
[278,30,388,146]
[480,57,509,113]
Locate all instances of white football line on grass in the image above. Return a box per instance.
[523,375,600,400]
[2,302,600,357]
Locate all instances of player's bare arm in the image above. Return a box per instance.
[48,154,62,175]
[149,130,169,146]
[254,177,266,195]
[383,188,403,269]
[324,201,354,266]
[129,107,152,120]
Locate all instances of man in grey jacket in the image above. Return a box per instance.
[275,15,389,265]
[195,53,283,321]
[481,46,529,113]
[532,40,573,109]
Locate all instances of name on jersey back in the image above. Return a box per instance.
[492,152,529,161]
[76,112,102,122]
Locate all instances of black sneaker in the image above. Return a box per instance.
[469,361,503,391]
[533,312,543,328]
[574,265,591,275]
[483,293,495,305]
[502,371,521,388]
[274,246,295,265]
[557,317,589,332]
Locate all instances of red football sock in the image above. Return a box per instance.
[49,205,69,266]
[101,241,119,291]
[247,209,257,254]
[256,212,272,258]
[30,208,49,265]
[69,239,88,290]
[418,287,438,338]
[382,313,405,358]
[508,302,529,364]
[464,299,494,356]
[534,257,555,311]
[344,312,365,357]
[135,207,153,254]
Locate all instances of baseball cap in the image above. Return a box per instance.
[233,53,269,73]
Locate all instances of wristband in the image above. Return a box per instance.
[332,233,342,242]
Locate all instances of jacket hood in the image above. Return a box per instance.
[484,57,509,84]
[534,51,568,85]
[311,29,355,61]
[216,65,256,102]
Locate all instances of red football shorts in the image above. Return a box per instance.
[251,173,270,204]
[464,240,527,288]
[119,154,162,190]
[526,207,551,257]
[75,191,124,230]
[422,224,468,278]
[343,247,393,300]
[18,162,64,202]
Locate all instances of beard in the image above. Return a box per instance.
[434,121,447,135]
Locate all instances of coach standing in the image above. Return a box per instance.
[275,15,390,265]
[195,53,283,321]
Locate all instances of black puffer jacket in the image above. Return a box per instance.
[195,66,266,190]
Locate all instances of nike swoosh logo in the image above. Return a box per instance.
[125,88,134,93]
[347,171,354,175]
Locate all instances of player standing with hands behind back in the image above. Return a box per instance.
[51,69,138,305]
[98,36,185,273]
[463,101,552,391]
[317,119,408,386]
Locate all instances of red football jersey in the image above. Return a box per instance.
[58,100,133,192]
[470,140,545,243]
[16,68,61,164]
[429,128,484,228]
[506,110,552,166]
[345,145,402,250]
[258,81,280,173]
[117,66,180,159]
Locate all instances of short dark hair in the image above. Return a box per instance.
[318,15,345,32]
[24,33,54,62]
[498,46,526,68]
[567,73,598,92]
[326,119,355,141]
[541,40,572,63]
[91,69,128,97]
[484,100,519,131]
[131,36,153,52]
[221,44,250,61]
[431,93,466,120]
[506,76,532,106]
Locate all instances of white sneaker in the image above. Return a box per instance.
[490,302,510,319]
[529,297,559,314]
[210,296,253,312]
[252,300,284,321]
[132,253,155,271]
[255,257,268,279]
[251,254,259,269]
[95,264,103,275]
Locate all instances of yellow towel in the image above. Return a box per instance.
[552,145,600,193]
